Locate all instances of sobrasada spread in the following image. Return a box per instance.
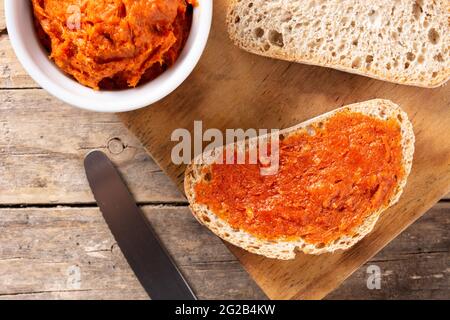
[31,0,194,90]
[194,112,405,245]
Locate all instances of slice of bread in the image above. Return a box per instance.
[185,99,415,260]
[227,0,449,88]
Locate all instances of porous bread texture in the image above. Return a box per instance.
[227,0,449,88]
[185,99,415,260]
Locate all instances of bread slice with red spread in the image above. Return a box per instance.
[184,99,415,260]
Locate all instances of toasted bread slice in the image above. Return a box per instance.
[185,100,415,260]
[227,0,449,88]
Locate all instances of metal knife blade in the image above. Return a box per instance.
[84,150,196,300]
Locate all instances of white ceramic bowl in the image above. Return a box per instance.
[5,0,212,113]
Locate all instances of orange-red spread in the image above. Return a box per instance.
[194,112,405,245]
[31,0,194,90]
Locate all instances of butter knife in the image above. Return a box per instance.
[84,150,196,300]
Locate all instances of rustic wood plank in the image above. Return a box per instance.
[328,202,449,300]
[0,89,186,204]
[0,0,4,31]
[0,206,265,300]
[0,2,37,89]
[0,35,38,88]
[0,203,447,300]
[355,202,449,260]
[327,252,449,300]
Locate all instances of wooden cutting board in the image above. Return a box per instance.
[119,1,450,299]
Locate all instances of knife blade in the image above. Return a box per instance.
[84,150,197,300]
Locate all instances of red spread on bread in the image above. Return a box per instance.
[194,111,405,245]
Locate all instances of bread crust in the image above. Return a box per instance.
[226,0,450,88]
[184,99,415,260]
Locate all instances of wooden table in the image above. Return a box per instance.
[0,2,448,299]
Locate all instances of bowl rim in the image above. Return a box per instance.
[4,0,213,113]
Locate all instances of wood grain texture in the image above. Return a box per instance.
[0,35,38,88]
[327,252,449,300]
[0,0,4,31]
[0,204,447,300]
[0,206,265,300]
[327,202,449,300]
[0,89,185,204]
[119,0,450,299]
